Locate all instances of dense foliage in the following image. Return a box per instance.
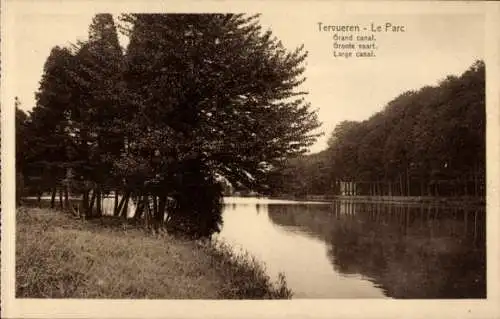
[272,61,485,198]
[17,14,320,238]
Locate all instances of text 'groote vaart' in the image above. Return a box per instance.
[317,22,406,59]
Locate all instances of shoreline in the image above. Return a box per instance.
[266,194,485,207]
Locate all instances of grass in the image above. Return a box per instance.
[16,206,292,299]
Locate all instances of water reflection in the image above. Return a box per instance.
[219,200,386,298]
[219,198,485,299]
[266,201,486,299]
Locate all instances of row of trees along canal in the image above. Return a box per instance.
[268,60,485,199]
[15,14,321,238]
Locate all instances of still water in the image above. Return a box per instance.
[217,197,486,299]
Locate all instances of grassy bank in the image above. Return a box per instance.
[16,207,292,299]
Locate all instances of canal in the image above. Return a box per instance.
[217,197,486,299]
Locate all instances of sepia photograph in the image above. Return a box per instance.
[1,1,500,318]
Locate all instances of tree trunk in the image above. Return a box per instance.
[96,189,102,217]
[464,177,468,197]
[113,190,119,216]
[419,177,424,197]
[157,195,167,225]
[50,187,57,208]
[59,188,63,209]
[399,174,404,196]
[406,168,411,197]
[115,191,129,217]
[153,195,158,217]
[64,188,70,211]
[89,189,97,216]
[145,195,153,229]
[120,192,131,218]
[474,168,479,197]
[82,190,90,218]
[37,192,42,206]
[133,195,146,220]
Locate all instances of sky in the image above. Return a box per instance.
[11,8,484,153]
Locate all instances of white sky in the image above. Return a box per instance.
[12,10,484,153]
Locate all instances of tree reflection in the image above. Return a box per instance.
[267,201,485,298]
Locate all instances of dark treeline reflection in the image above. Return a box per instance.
[267,201,485,299]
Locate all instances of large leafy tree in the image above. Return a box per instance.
[121,14,320,180]
[118,13,321,236]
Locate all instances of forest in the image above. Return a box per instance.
[15,13,321,238]
[268,60,485,199]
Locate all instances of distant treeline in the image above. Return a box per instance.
[268,60,485,198]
